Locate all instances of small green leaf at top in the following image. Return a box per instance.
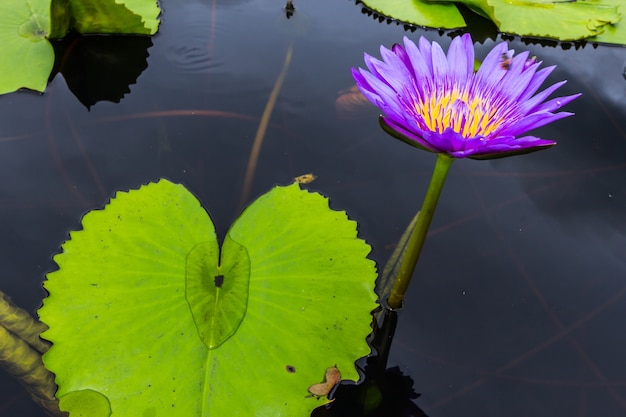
[39,179,378,416]
[0,0,53,94]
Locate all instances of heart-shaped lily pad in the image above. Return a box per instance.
[39,179,377,416]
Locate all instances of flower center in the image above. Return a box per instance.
[415,85,508,139]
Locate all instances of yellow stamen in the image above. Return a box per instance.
[415,86,507,138]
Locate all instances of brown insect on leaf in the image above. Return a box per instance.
[293,173,317,184]
[307,365,341,398]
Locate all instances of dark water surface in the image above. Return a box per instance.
[1,0,626,416]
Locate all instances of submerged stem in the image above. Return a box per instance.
[387,153,454,309]
[0,325,66,416]
[0,291,65,416]
[0,291,50,353]
[239,43,293,208]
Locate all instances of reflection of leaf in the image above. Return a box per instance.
[0,0,53,94]
[360,0,466,29]
[40,180,377,416]
[51,35,152,109]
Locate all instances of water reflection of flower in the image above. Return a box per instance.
[351,34,580,160]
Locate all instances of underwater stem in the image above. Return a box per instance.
[240,43,293,207]
[387,153,454,309]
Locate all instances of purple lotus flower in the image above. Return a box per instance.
[351,34,580,159]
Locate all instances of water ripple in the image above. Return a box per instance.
[161,3,226,75]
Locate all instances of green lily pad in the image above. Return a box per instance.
[123,0,160,34]
[455,0,621,41]
[362,0,625,45]
[1,0,161,95]
[58,390,112,417]
[49,0,71,39]
[361,0,466,29]
[39,179,377,416]
[0,0,53,94]
[590,13,626,45]
[66,0,161,35]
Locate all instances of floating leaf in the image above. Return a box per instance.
[453,0,622,41]
[360,0,625,45]
[308,366,342,398]
[1,0,161,96]
[360,0,466,29]
[591,15,626,45]
[50,0,70,39]
[39,179,377,416]
[66,0,161,35]
[122,0,161,34]
[0,0,53,94]
[58,390,111,417]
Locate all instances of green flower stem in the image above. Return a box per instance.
[387,153,454,309]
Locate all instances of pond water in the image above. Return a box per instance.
[1,0,626,416]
